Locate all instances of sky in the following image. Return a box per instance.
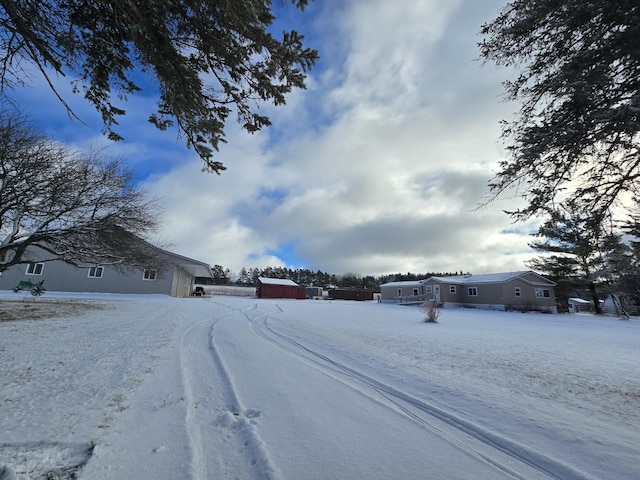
[9,0,542,278]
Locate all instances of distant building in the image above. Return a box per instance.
[0,244,213,298]
[379,280,423,303]
[256,277,306,299]
[567,297,592,313]
[306,286,324,299]
[328,288,374,301]
[381,271,557,313]
[422,271,557,313]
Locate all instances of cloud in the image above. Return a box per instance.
[9,0,537,277]
[138,0,539,277]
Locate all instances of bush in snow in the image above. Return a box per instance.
[420,299,440,323]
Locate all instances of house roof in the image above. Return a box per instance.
[177,262,214,278]
[258,277,299,286]
[568,297,591,304]
[122,232,214,279]
[380,281,422,287]
[157,249,213,278]
[422,271,555,286]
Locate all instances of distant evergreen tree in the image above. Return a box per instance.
[480,0,640,228]
[0,0,318,171]
[237,267,250,286]
[211,265,229,285]
[249,268,261,284]
[526,202,612,313]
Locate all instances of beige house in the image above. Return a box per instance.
[421,271,557,313]
[379,280,423,303]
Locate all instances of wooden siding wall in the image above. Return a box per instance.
[329,289,374,301]
[256,282,306,299]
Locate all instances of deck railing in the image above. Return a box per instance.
[394,294,429,304]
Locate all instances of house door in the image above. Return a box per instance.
[434,285,441,303]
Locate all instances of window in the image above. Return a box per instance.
[397,288,402,297]
[143,269,157,281]
[88,266,104,278]
[26,262,44,275]
[535,288,550,298]
[412,288,419,296]
[449,285,456,294]
[425,285,433,294]
[514,287,521,297]
[468,287,478,296]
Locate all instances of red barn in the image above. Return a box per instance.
[256,277,306,299]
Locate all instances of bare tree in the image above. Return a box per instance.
[420,299,440,323]
[0,111,160,272]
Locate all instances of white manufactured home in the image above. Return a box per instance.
[381,271,557,313]
[422,271,557,313]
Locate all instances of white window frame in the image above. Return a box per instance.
[514,287,521,297]
[397,288,402,297]
[143,269,157,281]
[449,285,456,294]
[88,266,104,278]
[26,262,44,275]
[535,288,550,298]
[468,287,478,296]
[412,288,419,296]
[425,285,433,294]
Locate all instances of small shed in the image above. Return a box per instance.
[256,277,306,299]
[568,297,592,313]
[306,286,324,299]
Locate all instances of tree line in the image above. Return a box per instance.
[204,266,470,291]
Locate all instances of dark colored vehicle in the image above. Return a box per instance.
[193,286,205,296]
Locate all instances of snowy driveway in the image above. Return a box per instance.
[1,293,639,479]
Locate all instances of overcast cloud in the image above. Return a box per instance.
[13,0,541,277]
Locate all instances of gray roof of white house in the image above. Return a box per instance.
[422,271,555,286]
[380,281,422,287]
[258,277,299,286]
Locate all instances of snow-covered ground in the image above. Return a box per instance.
[1,291,638,480]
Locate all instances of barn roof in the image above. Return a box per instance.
[258,277,299,286]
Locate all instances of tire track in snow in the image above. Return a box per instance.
[180,302,280,480]
[245,304,599,480]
